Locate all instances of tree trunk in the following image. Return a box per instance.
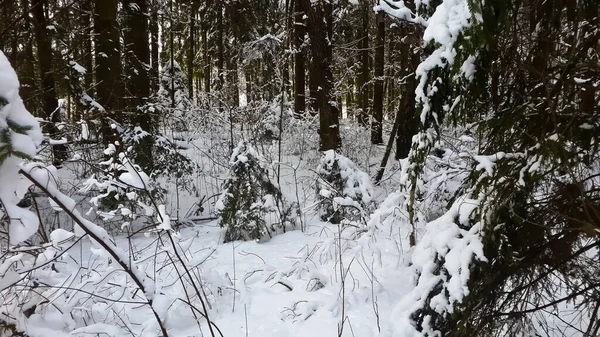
[94,0,122,148]
[150,0,159,93]
[31,0,68,165]
[356,2,369,127]
[375,104,401,184]
[293,0,306,118]
[308,53,319,114]
[20,0,38,115]
[202,27,210,93]
[216,0,224,94]
[371,10,384,144]
[123,0,153,170]
[395,23,419,160]
[303,0,341,151]
[187,0,197,99]
[123,0,150,109]
[81,0,93,91]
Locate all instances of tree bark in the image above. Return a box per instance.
[20,0,38,115]
[293,0,306,118]
[187,0,198,99]
[356,2,370,127]
[81,0,93,91]
[94,0,122,148]
[31,0,68,165]
[375,104,401,184]
[371,10,384,144]
[395,23,419,160]
[123,0,150,109]
[123,0,153,170]
[150,0,159,93]
[303,0,341,151]
[202,24,210,93]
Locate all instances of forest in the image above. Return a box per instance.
[0,0,598,336]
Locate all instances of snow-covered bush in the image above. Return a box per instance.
[0,51,43,245]
[144,61,197,132]
[257,95,292,141]
[122,126,196,181]
[216,141,298,242]
[80,141,161,232]
[316,150,375,224]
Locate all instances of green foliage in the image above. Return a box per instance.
[0,115,35,164]
[402,0,600,335]
[315,150,374,224]
[216,141,298,242]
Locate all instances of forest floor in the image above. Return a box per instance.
[17,121,416,337]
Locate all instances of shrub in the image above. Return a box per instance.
[316,150,375,224]
[216,141,298,242]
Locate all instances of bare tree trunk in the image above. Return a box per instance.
[375,105,401,184]
[216,0,224,94]
[293,0,306,118]
[94,0,122,148]
[303,0,341,151]
[395,23,419,160]
[81,0,93,91]
[123,0,153,170]
[20,0,38,115]
[150,0,159,93]
[371,10,384,144]
[187,0,198,99]
[31,0,68,165]
[202,15,210,93]
[356,2,370,127]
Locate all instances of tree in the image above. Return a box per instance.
[123,0,154,170]
[303,0,341,151]
[383,0,600,336]
[31,0,68,165]
[94,0,123,147]
[149,0,160,92]
[371,10,384,144]
[216,141,298,242]
[395,21,420,160]
[356,0,370,127]
[293,0,306,118]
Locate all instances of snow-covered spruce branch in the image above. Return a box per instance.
[18,165,170,337]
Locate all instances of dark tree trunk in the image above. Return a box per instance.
[31,0,68,165]
[308,53,319,114]
[20,0,38,115]
[150,0,159,93]
[371,11,384,144]
[374,104,401,184]
[293,0,306,118]
[202,21,210,92]
[123,0,150,109]
[216,0,224,94]
[356,2,369,127]
[187,0,197,99]
[81,0,93,91]
[303,0,341,151]
[94,0,123,148]
[123,0,153,170]
[395,23,419,160]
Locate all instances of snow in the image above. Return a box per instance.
[0,51,43,245]
[118,153,151,189]
[416,0,473,123]
[69,60,86,74]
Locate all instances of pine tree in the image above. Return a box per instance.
[216,141,298,242]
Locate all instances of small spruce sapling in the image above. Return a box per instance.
[316,150,375,224]
[81,141,161,231]
[216,141,298,242]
